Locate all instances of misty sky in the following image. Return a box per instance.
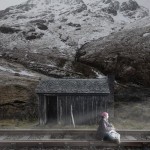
[0,0,27,10]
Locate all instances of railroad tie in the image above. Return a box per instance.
[11,142,16,150]
[125,136,137,141]
[38,142,44,149]
[42,135,51,140]
[0,135,7,141]
[146,136,150,140]
[19,135,30,140]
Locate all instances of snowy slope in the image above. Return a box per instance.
[0,0,150,60]
[129,0,150,11]
[124,16,150,30]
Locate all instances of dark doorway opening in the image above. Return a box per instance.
[46,96,57,123]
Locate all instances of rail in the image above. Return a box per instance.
[0,129,149,148]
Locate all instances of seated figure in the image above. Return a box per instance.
[96,112,120,144]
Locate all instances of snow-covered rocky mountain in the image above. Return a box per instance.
[0,0,149,60]
[0,0,150,79]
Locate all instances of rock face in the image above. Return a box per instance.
[77,19,150,106]
[0,58,48,120]
[1,48,101,79]
[79,24,150,87]
[102,2,119,16]
[0,74,39,120]
[0,56,102,119]
[115,83,150,102]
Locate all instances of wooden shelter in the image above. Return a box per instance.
[36,77,114,125]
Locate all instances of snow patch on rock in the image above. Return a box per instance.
[143,32,150,37]
[0,66,35,77]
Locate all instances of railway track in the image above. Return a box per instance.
[0,129,149,149]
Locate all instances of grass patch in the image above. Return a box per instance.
[0,101,150,130]
[0,119,38,129]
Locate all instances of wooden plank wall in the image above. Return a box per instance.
[57,95,110,125]
[38,94,47,125]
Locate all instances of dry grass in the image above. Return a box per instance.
[0,101,149,130]
[0,119,38,129]
[0,119,150,130]
[112,100,150,130]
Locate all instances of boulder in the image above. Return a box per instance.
[67,22,81,27]
[102,1,120,16]
[120,0,139,12]
[113,1,120,11]
[37,23,48,30]
[128,0,140,11]
[0,25,21,34]
[72,4,87,14]
[29,19,48,30]
[78,25,150,87]
[24,32,44,40]
[0,75,38,120]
